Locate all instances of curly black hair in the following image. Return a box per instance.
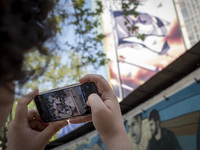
[148,109,160,122]
[0,0,56,85]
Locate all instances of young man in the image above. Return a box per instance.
[147,109,182,150]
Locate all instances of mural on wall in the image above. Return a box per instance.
[62,133,105,150]
[126,80,200,150]
[59,80,200,150]
[102,0,186,99]
[126,109,182,150]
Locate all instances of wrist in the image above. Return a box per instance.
[101,129,132,150]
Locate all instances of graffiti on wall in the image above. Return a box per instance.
[61,81,200,150]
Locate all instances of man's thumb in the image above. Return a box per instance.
[87,93,107,113]
[41,120,68,140]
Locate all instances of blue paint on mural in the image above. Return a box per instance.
[142,82,200,120]
[58,123,86,138]
[177,135,196,150]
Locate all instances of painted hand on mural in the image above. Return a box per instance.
[69,74,132,150]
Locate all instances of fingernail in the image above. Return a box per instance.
[29,88,38,94]
[34,88,38,92]
[86,101,89,106]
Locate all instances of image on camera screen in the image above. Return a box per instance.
[37,85,90,122]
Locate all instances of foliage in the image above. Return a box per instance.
[0,118,11,149]
[122,0,145,41]
[65,0,109,69]
[21,50,86,90]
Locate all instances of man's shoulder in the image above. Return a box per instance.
[161,128,176,137]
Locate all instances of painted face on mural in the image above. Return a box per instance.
[149,119,158,137]
[130,116,142,144]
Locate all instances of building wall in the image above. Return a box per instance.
[53,65,200,150]
[174,0,200,48]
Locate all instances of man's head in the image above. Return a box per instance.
[148,109,160,137]
[0,0,56,85]
[0,0,56,129]
[130,113,142,144]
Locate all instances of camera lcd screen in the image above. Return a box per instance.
[34,83,97,123]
